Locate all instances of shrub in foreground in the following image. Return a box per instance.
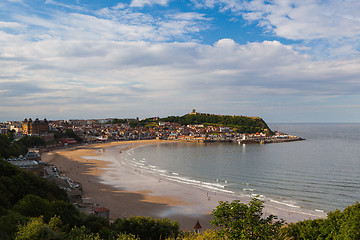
[211,198,284,240]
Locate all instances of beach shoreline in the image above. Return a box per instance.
[42,139,326,231]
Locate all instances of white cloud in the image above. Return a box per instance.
[2,26,360,117]
[7,0,24,3]
[45,0,85,11]
[0,21,25,29]
[194,0,360,43]
[112,3,127,10]
[130,0,171,8]
[187,0,360,59]
[191,0,242,11]
[12,9,209,43]
[172,12,209,21]
[90,6,211,42]
[243,0,360,41]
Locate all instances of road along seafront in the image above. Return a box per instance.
[42,139,326,231]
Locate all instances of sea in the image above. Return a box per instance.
[120,123,360,215]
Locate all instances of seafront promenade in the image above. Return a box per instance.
[178,134,304,144]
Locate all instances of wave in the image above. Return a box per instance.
[119,147,328,218]
[269,199,301,209]
[122,152,235,195]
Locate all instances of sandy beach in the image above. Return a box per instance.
[42,140,326,231]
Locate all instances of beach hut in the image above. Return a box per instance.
[193,220,202,234]
[94,207,110,220]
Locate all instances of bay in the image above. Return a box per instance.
[122,123,360,213]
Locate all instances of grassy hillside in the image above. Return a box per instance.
[0,133,45,159]
[161,113,272,134]
[0,160,68,214]
[0,159,70,239]
[110,112,272,134]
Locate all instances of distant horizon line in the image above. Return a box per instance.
[1,117,359,125]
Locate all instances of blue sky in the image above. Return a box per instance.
[1,0,360,123]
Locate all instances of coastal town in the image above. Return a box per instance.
[1,111,303,148]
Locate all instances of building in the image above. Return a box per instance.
[6,151,45,176]
[22,118,49,135]
[94,207,110,220]
[7,158,38,169]
[0,128,8,135]
[25,150,41,161]
[190,109,197,115]
[193,220,202,234]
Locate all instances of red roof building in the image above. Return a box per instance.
[94,207,110,220]
[194,220,202,233]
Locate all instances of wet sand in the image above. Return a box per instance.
[42,140,326,231]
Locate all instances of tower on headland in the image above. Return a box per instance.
[190,109,197,115]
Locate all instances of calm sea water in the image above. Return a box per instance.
[122,124,360,213]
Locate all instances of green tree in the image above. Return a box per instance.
[0,160,67,211]
[19,135,45,148]
[116,233,140,240]
[82,214,110,235]
[7,130,16,141]
[112,216,179,240]
[13,195,50,218]
[0,211,28,240]
[0,134,46,159]
[49,200,82,227]
[68,226,101,240]
[282,219,325,240]
[64,129,83,142]
[15,216,64,240]
[175,230,218,240]
[211,198,284,240]
[282,202,360,240]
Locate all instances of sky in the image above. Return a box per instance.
[1,0,360,123]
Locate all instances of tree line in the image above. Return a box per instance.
[0,133,45,159]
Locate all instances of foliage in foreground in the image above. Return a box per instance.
[8,196,360,240]
[282,202,360,239]
[14,216,141,240]
[112,216,179,240]
[211,198,284,239]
